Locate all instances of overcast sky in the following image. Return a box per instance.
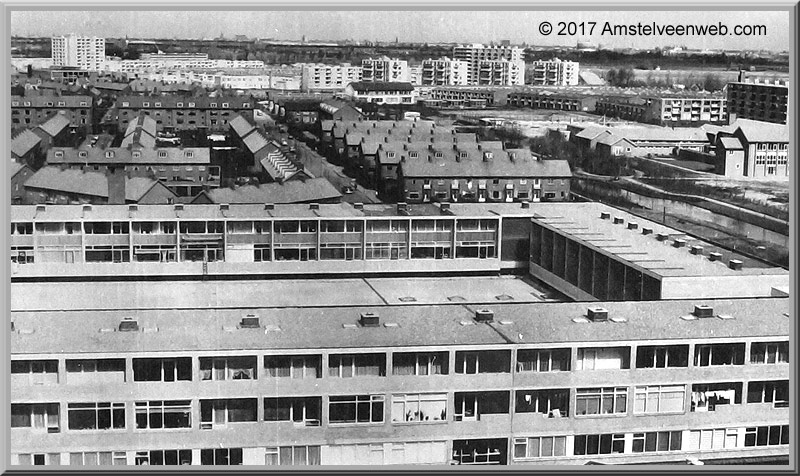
[10,10,792,51]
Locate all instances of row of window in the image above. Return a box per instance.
[9,219,500,236]
[14,425,789,466]
[12,381,788,432]
[11,343,789,386]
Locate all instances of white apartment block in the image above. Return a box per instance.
[420,57,469,86]
[300,63,363,91]
[530,58,579,86]
[453,43,526,85]
[103,57,265,73]
[51,34,105,71]
[477,59,525,86]
[361,57,410,83]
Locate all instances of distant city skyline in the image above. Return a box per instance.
[10,10,792,52]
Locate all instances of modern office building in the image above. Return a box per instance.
[361,57,410,83]
[51,34,105,71]
[10,296,790,466]
[726,73,789,125]
[8,202,788,295]
[453,43,526,86]
[529,59,579,86]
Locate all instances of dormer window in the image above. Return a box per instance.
[460,151,468,158]
[79,101,88,107]
[409,151,419,158]
[155,102,162,107]
[105,151,115,158]
[57,101,66,107]
[188,102,195,107]
[210,103,217,108]
[222,103,229,108]
[11,101,19,107]
[78,151,88,158]
[122,102,130,107]
[132,151,141,159]
[388,152,396,158]
[54,151,64,158]
[242,103,250,108]
[46,102,54,107]
[23,101,31,107]
[177,102,184,107]
[435,152,443,158]
[185,151,194,158]
[158,151,167,158]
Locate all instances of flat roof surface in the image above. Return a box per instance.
[10,276,549,312]
[10,297,789,354]
[531,202,787,278]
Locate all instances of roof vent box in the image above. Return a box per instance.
[689,245,704,255]
[360,312,380,327]
[708,251,723,262]
[599,212,611,219]
[641,227,653,235]
[656,233,669,241]
[474,309,495,323]
[728,259,743,270]
[627,222,638,230]
[613,217,624,224]
[118,317,139,332]
[673,239,687,248]
[693,305,714,318]
[587,306,609,322]
[240,315,261,329]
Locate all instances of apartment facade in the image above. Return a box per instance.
[420,58,469,86]
[10,298,790,466]
[107,96,255,133]
[343,82,418,105]
[529,59,579,86]
[595,93,728,126]
[361,57,410,83]
[10,95,93,131]
[453,43,526,86]
[51,34,105,71]
[726,77,789,125]
[301,63,363,91]
[507,90,596,112]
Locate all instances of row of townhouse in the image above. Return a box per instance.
[320,118,570,201]
[9,202,789,299]
[10,297,790,466]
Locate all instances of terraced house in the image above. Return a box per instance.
[104,95,255,133]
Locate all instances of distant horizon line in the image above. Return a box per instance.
[10,35,790,54]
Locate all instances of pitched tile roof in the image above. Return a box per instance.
[733,119,789,143]
[204,177,341,204]
[36,113,71,138]
[24,167,167,201]
[47,147,210,165]
[10,130,42,157]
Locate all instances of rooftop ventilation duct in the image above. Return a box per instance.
[309,203,320,210]
[239,315,261,328]
[656,233,669,241]
[673,239,686,248]
[708,251,723,262]
[627,222,638,230]
[587,306,609,322]
[359,312,380,327]
[728,259,743,270]
[613,217,624,225]
[689,245,704,255]
[118,317,139,332]
[600,212,610,219]
[264,203,275,210]
[693,305,714,318]
[641,227,653,235]
[353,202,364,210]
[474,309,494,323]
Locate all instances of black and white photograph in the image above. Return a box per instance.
[4,3,795,469]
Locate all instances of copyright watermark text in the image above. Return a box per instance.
[538,21,766,37]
